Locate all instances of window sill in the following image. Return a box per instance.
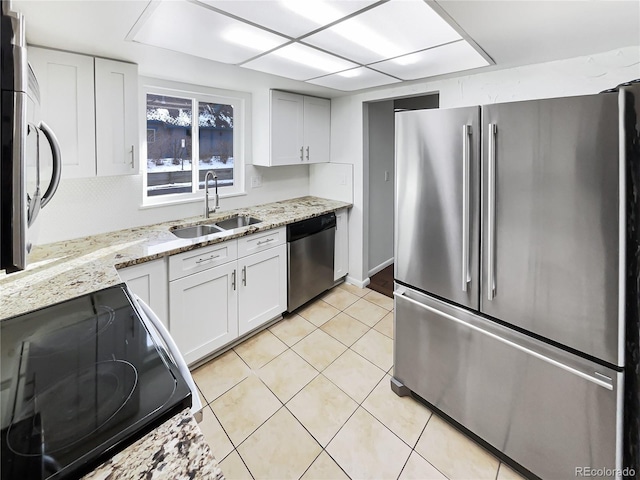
[139,190,247,210]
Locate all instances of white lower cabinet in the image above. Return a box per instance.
[238,244,287,335]
[168,228,287,365]
[117,258,169,328]
[334,208,349,281]
[169,261,238,365]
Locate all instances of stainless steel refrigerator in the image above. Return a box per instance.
[393,85,639,479]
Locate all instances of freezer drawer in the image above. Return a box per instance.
[394,285,623,480]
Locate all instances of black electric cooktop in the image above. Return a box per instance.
[0,285,192,480]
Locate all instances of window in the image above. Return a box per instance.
[141,78,248,204]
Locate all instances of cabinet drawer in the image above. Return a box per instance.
[237,227,285,258]
[169,240,238,281]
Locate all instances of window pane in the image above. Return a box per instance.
[198,101,234,189]
[146,94,193,196]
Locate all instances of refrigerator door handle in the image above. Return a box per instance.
[461,124,472,292]
[394,288,614,391]
[487,123,497,300]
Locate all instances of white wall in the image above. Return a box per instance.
[366,100,395,275]
[331,46,640,285]
[309,163,353,203]
[37,164,309,243]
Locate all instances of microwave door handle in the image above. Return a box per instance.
[133,294,203,422]
[26,123,41,227]
[38,121,62,209]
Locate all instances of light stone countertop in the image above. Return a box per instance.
[0,195,350,479]
[82,409,224,480]
[0,196,351,320]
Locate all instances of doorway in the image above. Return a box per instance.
[364,93,439,297]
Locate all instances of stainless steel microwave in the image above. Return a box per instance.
[1,0,61,273]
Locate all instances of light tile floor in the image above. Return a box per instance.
[192,283,529,480]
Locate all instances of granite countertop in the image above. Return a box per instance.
[0,196,351,320]
[83,409,224,480]
[0,195,350,479]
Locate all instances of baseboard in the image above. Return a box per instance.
[368,257,394,277]
[346,276,370,289]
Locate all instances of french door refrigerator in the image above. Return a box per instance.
[393,86,638,479]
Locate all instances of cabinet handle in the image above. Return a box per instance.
[196,254,220,264]
[130,145,135,168]
[306,146,310,161]
[257,238,274,246]
[232,269,236,290]
[242,266,247,286]
[300,146,304,162]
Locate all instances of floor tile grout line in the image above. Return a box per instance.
[410,414,453,480]
[295,448,325,480]
[268,314,319,348]
[234,447,257,480]
[202,403,235,462]
[319,318,372,348]
[411,447,451,480]
[345,341,392,376]
[395,447,414,480]
[321,448,354,480]
[253,349,321,407]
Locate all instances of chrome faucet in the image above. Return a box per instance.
[204,170,219,218]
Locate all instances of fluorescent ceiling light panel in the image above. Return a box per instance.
[372,40,490,81]
[133,0,289,64]
[303,0,462,64]
[242,43,358,80]
[199,0,378,38]
[307,67,401,91]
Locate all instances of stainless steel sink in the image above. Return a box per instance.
[171,224,223,239]
[215,215,262,230]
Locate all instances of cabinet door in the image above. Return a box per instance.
[28,47,96,178]
[303,96,330,163]
[270,90,304,165]
[334,208,349,281]
[118,258,169,328]
[169,262,238,365]
[95,58,139,176]
[238,244,287,335]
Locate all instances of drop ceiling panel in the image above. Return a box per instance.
[132,0,290,64]
[302,0,462,65]
[373,40,490,80]
[242,43,359,81]
[307,66,400,91]
[198,0,379,39]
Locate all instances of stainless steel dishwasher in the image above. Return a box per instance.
[287,212,336,311]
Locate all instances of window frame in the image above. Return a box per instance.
[140,77,249,206]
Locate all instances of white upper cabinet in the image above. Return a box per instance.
[270,90,304,166]
[28,47,97,178]
[95,58,138,176]
[303,95,331,164]
[264,90,330,166]
[28,47,138,178]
